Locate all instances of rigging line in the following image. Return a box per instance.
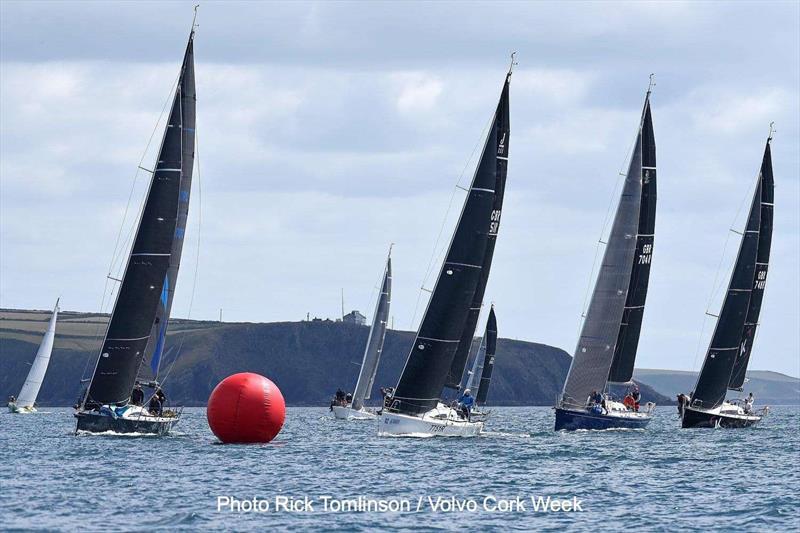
[409,112,494,330]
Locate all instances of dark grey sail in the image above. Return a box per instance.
[608,97,656,383]
[141,34,196,382]
[351,251,392,411]
[476,306,497,405]
[560,91,652,408]
[728,141,773,390]
[392,71,512,416]
[444,76,510,390]
[82,30,195,409]
[691,178,762,410]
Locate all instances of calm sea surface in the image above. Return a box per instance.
[1,406,798,531]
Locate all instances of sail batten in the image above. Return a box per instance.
[392,73,511,416]
[351,253,392,411]
[82,31,195,408]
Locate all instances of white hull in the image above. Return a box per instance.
[378,403,483,437]
[331,405,377,420]
[8,402,36,414]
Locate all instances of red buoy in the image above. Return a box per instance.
[207,373,286,443]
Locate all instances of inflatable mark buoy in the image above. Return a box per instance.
[207,373,286,443]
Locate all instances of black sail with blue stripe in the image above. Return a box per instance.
[141,34,196,381]
[83,30,195,408]
[392,72,511,416]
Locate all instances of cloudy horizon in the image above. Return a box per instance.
[1,1,798,378]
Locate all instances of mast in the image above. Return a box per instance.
[17,299,59,408]
[692,135,773,408]
[351,247,393,411]
[560,87,652,408]
[608,87,657,383]
[81,28,195,409]
[444,55,513,390]
[391,65,512,416]
[728,137,774,390]
[475,305,497,405]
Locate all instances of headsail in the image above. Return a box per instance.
[728,140,773,390]
[475,305,497,405]
[351,249,392,411]
[692,136,773,408]
[560,90,653,408]
[392,68,512,416]
[82,29,196,408]
[608,95,657,383]
[444,68,511,390]
[17,299,59,408]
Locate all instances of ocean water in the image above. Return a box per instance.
[1,406,798,531]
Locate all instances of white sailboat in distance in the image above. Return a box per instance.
[8,299,59,413]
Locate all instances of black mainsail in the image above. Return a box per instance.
[444,74,510,390]
[351,250,392,411]
[728,140,774,391]
[82,29,196,409]
[475,305,497,405]
[392,69,512,416]
[691,137,773,409]
[560,89,656,408]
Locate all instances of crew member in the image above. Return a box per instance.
[745,393,754,414]
[131,384,144,406]
[148,394,162,416]
[459,389,475,421]
[631,385,641,412]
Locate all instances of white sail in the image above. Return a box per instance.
[16,300,59,408]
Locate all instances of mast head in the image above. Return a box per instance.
[768,121,775,142]
[507,51,518,77]
[191,5,200,37]
[646,73,655,98]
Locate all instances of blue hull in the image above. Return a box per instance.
[554,407,652,431]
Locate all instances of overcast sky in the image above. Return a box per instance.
[1,1,798,378]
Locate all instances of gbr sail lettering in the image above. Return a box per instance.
[638,243,653,264]
[754,269,767,290]
[489,209,502,235]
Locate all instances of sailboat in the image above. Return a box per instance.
[460,305,498,421]
[8,300,59,413]
[555,83,657,431]
[379,58,512,437]
[331,247,392,420]
[680,131,774,429]
[74,20,196,435]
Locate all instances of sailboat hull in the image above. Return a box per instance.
[7,402,36,414]
[554,406,652,431]
[378,403,483,437]
[331,405,377,420]
[680,402,765,429]
[74,405,180,435]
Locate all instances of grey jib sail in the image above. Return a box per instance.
[351,251,392,411]
[83,31,196,408]
[444,75,510,390]
[692,138,773,408]
[392,71,511,416]
[475,306,497,405]
[560,91,654,408]
[608,98,656,383]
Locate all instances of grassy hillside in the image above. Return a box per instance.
[1,308,670,407]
